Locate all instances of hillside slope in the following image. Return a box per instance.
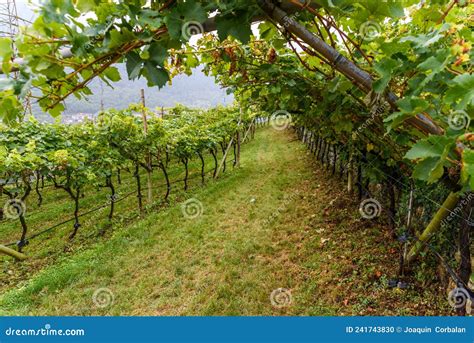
[0,128,449,315]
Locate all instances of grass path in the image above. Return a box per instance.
[0,127,449,315]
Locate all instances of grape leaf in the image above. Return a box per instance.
[144,62,169,88]
[125,51,142,80]
[216,16,252,44]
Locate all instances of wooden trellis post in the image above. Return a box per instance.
[347,156,353,193]
[214,137,235,179]
[236,109,242,168]
[141,89,153,204]
[242,118,256,143]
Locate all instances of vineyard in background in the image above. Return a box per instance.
[0,105,257,257]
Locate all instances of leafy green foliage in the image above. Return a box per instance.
[0,104,248,195]
[0,0,472,191]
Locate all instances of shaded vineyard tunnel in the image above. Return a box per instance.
[0,127,461,315]
[0,0,472,315]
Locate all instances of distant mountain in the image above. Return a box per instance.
[31,65,234,123]
[32,65,234,119]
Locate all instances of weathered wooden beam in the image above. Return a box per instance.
[257,0,444,136]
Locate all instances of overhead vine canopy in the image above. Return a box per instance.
[0,0,472,190]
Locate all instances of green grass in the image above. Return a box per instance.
[0,142,231,289]
[0,127,450,316]
[0,147,225,247]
